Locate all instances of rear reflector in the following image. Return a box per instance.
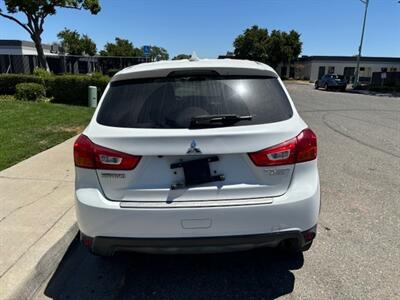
[303,230,316,242]
[248,129,317,166]
[302,226,317,241]
[80,232,93,249]
[74,135,141,170]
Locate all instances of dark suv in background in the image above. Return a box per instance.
[315,74,347,91]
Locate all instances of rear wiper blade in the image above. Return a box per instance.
[190,114,253,128]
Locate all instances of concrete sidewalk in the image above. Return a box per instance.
[0,137,78,300]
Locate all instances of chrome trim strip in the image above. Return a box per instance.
[119,197,273,208]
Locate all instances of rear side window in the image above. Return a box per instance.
[97,76,293,129]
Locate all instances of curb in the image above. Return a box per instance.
[283,80,312,86]
[0,211,78,300]
[346,89,400,98]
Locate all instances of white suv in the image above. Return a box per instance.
[74,58,320,256]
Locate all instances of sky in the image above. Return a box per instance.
[0,0,399,59]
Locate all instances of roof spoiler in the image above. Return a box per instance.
[167,70,220,77]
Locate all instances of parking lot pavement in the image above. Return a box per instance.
[34,84,400,300]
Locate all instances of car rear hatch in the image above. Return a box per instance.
[85,74,305,207]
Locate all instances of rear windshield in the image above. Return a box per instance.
[97,76,293,129]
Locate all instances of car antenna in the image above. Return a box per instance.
[189,51,200,62]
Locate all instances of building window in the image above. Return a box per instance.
[327,66,335,74]
[344,67,355,83]
[359,67,372,80]
[318,66,326,79]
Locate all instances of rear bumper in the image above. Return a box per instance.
[75,160,320,250]
[82,226,316,255]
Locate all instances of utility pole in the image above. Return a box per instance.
[353,0,369,87]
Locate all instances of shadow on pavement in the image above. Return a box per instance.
[43,235,304,300]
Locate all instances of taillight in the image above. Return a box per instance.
[248,137,297,166]
[74,135,141,170]
[296,129,317,163]
[248,129,317,166]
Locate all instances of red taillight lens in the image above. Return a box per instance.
[74,135,95,168]
[296,129,317,163]
[248,129,317,166]
[248,137,297,166]
[74,135,141,170]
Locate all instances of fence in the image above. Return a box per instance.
[371,72,400,87]
[0,54,151,75]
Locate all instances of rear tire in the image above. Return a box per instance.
[90,248,114,258]
[301,241,313,252]
[314,82,319,89]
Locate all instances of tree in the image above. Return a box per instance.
[172,54,191,60]
[286,30,302,63]
[233,25,269,63]
[81,34,97,56]
[267,30,302,69]
[100,39,169,60]
[265,30,285,69]
[146,46,169,61]
[57,28,96,55]
[100,37,141,56]
[0,0,101,68]
[233,25,302,70]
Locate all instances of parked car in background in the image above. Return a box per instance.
[315,74,347,91]
[74,58,320,256]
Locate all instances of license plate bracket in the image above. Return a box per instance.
[170,156,224,189]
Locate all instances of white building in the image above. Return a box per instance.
[0,39,62,56]
[278,55,400,83]
[0,39,149,74]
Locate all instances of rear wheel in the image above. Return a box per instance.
[90,247,114,257]
[300,241,313,252]
[314,82,319,89]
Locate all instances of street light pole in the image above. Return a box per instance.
[353,0,369,87]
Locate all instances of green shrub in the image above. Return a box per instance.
[33,67,52,78]
[0,95,15,101]
[352,84,369,90]
[90,72,109,80]
[107,68,121,77]
[0,74,44,95]
[0,73,109,105]
[15,83,46,101]
[46,74,109,106]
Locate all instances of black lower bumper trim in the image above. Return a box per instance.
[87,226,316,256]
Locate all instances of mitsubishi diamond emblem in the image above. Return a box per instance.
[187,140,202,154]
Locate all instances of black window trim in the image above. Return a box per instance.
[110,75,276,87]
[98,75,292,129]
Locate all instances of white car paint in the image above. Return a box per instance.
[74,58,320,255]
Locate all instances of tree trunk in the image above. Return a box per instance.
[31,34,48,70]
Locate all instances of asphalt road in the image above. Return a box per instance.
[34,84,400,300]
